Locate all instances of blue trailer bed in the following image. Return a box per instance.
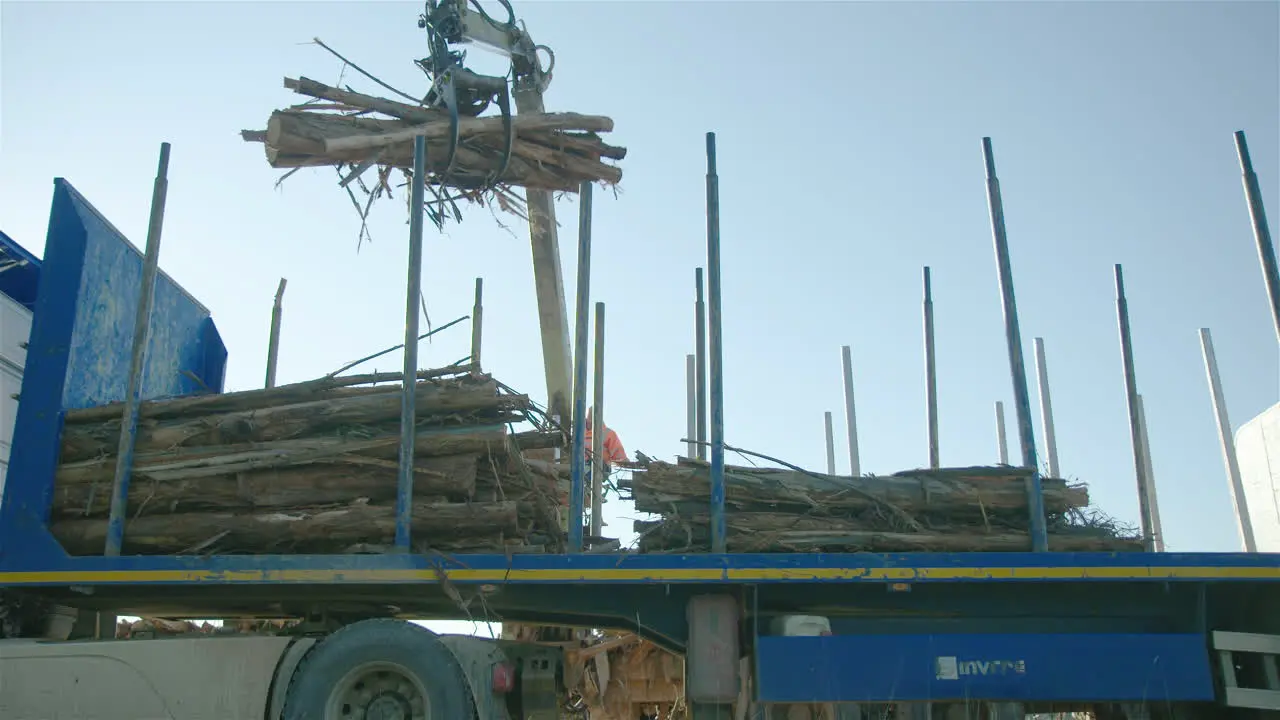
[4,179,1280,714]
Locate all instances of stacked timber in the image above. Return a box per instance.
[49,367,569,556]
[625,459,1143,553]
[242,76,625,194]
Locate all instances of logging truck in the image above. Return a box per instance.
[5,174,1280,720]
[5,72,1280,720]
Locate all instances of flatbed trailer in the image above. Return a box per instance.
[4,180,1280,719]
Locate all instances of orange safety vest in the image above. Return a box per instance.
[584,408,628,465]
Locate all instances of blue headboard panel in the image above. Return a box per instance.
[0,178,227,536]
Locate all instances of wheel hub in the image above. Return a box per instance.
[364,693,410,720]
[329,663,430,720]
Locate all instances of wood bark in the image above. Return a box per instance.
[285,76,443,124]
[319,111,614,154]
[56,425,513,486]
[626,461,1088,516]
[249,110,620,190]
[50,365,571,555]
[62,366,479,424]
[281,78,628,164]
[53,453,481,517]
[59,379,523,462]
[50,500,522,555]
[636,524,1143,553]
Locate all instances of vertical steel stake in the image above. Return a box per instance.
[1032,337,1060,478]
[105,141,172,557]
[569,181,595,553]
[395,136,428,550]
[824,411,836,475]
[706,132,727,554]
[471,277,484,369]
[841,345,861,476]
[686,354,697,459]
[1200,327,1258,552]
[695,268,708,461]
[996,401,1009,465]
[923,266,939,469]
[590,302,606,541]
[1114,264,1155,552]
[981,137,1048,552]
[1136,394,1164,552]
[1234,131,1280,348]
[265,278,287,388]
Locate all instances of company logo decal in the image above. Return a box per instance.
[935,656,1027,680]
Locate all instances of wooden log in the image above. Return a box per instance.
[50,500,522,555]
[253,119,605,190]
[285,76,443,124]
[509,139,623,185]
[53,454,481,517]
[258,110,614,158]
[62,365,479,424]
[526,131,628,161]
[56,425,513,486]
[59,379,522,461]
[260,140,578,192]
[634,520,1143,553]
[320,111,615,154]
[279,78,626,165]
[626,461,1087,516]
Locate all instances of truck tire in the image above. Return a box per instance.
[281,618,474,720]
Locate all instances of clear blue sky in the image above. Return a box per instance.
[2,0,1277,555]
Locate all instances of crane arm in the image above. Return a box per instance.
[415,0,571,422]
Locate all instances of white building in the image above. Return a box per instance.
[1235,402,1280,552]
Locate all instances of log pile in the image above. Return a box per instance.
[624,459,1143,553]
[49,367,570,555]
[569,632,685,720]
[241,75,625,200]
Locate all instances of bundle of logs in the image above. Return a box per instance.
[48,367,571,556]
[624,459,1144,553]
[241,76,625,195]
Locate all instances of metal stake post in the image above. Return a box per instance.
[1200,327,1258,552]
[686,354,697,459]
[395,136,428,551]
[265,278,287,388]
[568,181,595,553]
[695,268,708,461]
[1136,394,1164,552]
[924,266,939,469]
[1114,264,1155,552]
[471,278,484,369]
[841,345,861,476]
[1234,131,1280,347]
[1032,337,1060,478]
[590,302,606,541]
[824,411,836,475]
[105,141,172,558]
[996,401,1009,465]
[706,132,727,553]
[981,137,1048,552]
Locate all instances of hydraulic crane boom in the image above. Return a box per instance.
[416,0,573,422]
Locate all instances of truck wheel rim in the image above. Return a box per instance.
[326,661,431,720]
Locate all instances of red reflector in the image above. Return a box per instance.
[492,662,515,693]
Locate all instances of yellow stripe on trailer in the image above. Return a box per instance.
[3,564,1280,585]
